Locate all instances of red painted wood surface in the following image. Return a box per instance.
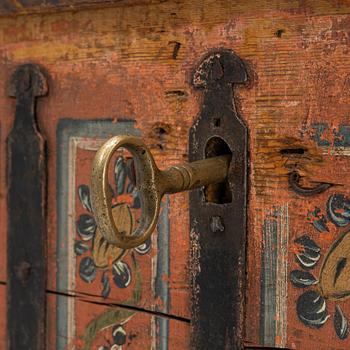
[0,1,350,349]
[0,0,122,16]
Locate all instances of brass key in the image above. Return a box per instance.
[91,135,230,249]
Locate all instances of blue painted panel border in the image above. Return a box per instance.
[56,119,170,349]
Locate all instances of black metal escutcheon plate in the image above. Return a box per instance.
[189,49,248,350]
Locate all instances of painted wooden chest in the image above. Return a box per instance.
[1,1,350,349]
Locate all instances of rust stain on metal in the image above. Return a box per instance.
[189,48,248,349]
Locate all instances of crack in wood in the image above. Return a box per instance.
[46,288,190,323]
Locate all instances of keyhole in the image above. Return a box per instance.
[204,137,232,204]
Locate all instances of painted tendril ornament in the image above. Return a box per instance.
[75,154,151,298]
[291,193,350,339]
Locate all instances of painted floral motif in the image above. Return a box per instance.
[292,193,350,339]
[97,325,127,350]
[75,155,151,298]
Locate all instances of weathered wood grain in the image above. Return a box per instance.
[47,291,190,349]
[0,0,121,16]
[1,0,350,17]
[0,0,350,348]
